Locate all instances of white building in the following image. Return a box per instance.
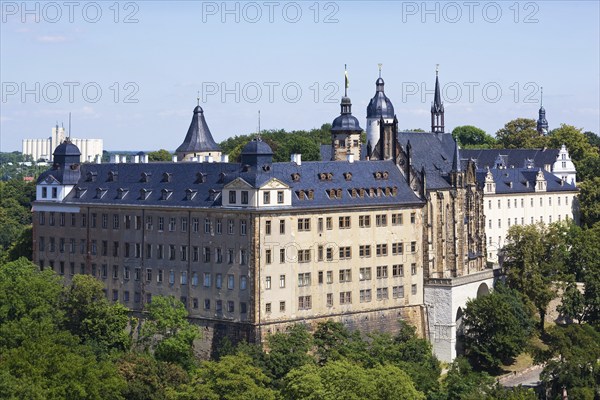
[22,125,103,163]
[479,160,578,264]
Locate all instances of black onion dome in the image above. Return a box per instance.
[53,141,81,157]
[331,96,362,132]
[367,78,395,119]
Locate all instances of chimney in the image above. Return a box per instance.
[143,154,149,163]
[290,154,297,163]
[207,155,214,163]
[222,154,229,163]
[347,153,354,163]
[293,154,302,166]
[133,155,140,163]
[172,155,178,163]
[95,154,102,164]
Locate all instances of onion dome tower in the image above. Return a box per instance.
[366,64,395,155]
[331,65,363,161]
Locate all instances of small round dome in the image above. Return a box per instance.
[331,113,362,132]
[53,141,81,158]
[241,138,273,155]
[376,77,385,87]
[367,78,395,119]
[194,105,204,114]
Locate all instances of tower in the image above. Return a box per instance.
[431,65,444,133]
[536,87,549,135]
[176,100,222,162]
[331,66,363,161]
[366,64,395,156]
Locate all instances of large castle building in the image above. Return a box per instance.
[32,70,495,362]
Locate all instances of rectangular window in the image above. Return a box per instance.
[326,271,333,284]
[216,300,222,312]
[229,191,237,204]
[265,303,271,313]
[360,267,372,281]
[393,264,404,277]
[266,276,271,289]
[392,242,403,255]
[192,217,199,232]
[298,272,311,287]
[326,293,333,307]
[298,295,312,310]
[359,245,371,257]
[204,299,211,310]
[146,268,152,282]
[216,273,222,289]
[339,292,351,304]
[227,274,235,290]
[277,191,284,204]
[228,219,234,234]
[266,249,272,264]
[326,217,333,230]
[265,220,271,235]
[377,265,388,278]
[169,245,176,260]
[377,287,389,300]
[135,268,141,281]
[146,216,153,230]
[298,249,311,263]
[339,246,351,259]
[339,269,351,282]
[339,216,351,229]
[410,212,416,224]
[181,271,188,285]
[39,212,45,225]
[280,248,286,263]
[376,244,388,256]
[158,217,164,231]
[241,191,249,204]
[169,217,176,232]
[360,289,372,303]
[203,273,211,287]
[240,220,247,235]
[157,269,163,283]
[240,249,248,265]
[181,217,188,232]
[227,301,234,313]
[297,218,311,231]
[228,249,234,264]
[125,215,131,229]
[411,284,418,295]
[204,218,211,234]
[359,215,371,228]
[203,247,211,263]
[411,263,417,275]
[392,213,403,225]
[113,214,120,229]
[375,214,387,227]
[326,247,333,261]
[102,214,108,229]
[191,272,198,286]
[124,266,130,280]
[70,213,76,227]
[263,191,270,204]
[280,274,286,288]
[112,265,119,279]
[48,212,55,226]
[216,219,222,234]
[279,219,285,234]
[410,242,416,253]
[240,275,247,290]
[393,285,404,299]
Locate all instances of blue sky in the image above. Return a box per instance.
[1,1,599,152]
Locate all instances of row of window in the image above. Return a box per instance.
[228,190,285,205]
[38,261,248,290]
[292,213,416,233]
[488,214,571,229]
[38,238,249,264]
[487,195,570,210]
[265,284,418,312]
[264,264,417,289]
[38,212,249,236]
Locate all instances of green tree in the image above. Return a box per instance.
[495,118,548,149]
[583,131,600,149]
[548,124,598,165]
[442,357,495,400]
[578,177,600,227]
[264,323,313,380]
[462,284,534,370]
[117,352,189,400]
[62,274,131,355]
[452,125,496,149]
[148,149,173,162]
[537,324,600,399]
[313,320,366,365]
[173,353,276,400]
[503,223,568,332]
[577,155,600,183]
[140,296,200,370]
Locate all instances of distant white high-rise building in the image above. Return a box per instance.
[22,125,103,163]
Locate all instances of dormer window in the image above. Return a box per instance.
[241,191,249,205]
[229,191,237,204]
[350,188,357,198]
[344,172,352,181]
[208,189,219,201]
[263,191,271,204]
[108,171,118,182]
[319,173,333,181]
[141,172,152,182]
[42,187,48,198]
[195,172,206,184]
[162,172,172,183]
[308,190,314,200]
[291,173,301,182]
[86,171,97,182]
[139,188,151,200]
[185,189,197,200]
[117,188,129,199]
[161,189,172,200]
[96,188,107,199]
[391,187,398,196]
[74,187,87,199]
[219,172,226,183]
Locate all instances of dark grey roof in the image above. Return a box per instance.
[37,141,82,185]
[475,167,577,194]
[331,97,362,132]
[176,106,221,153]
[366,78,395,119]
[431,74,444,113]
[460,148,559,170]
[57,159,423,210]
[397,132,457,189]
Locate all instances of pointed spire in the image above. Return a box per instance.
[540,86,543,107]
[431,65,445,133]
[344,64,349,97]
[452,139,460,172]
[536,86,548,135]
[176,103,221,155]
[378,63,382,78]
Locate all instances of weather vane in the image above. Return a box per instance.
[197,91,200,106]
[378,63,382,78]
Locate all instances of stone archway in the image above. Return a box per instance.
[455,307,465,356]
[476,282,490,298]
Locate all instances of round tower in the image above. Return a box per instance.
[366,74,395,153]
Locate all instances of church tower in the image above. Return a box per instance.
[366,65,395,157]
[176,100,222,162]
[536,87,549,135]
[431,65,444,133]
[331,66,363,161]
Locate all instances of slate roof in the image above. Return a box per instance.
[461,148,559,170]
[58,159,423,210]
[396,132,457,190]
[366,78,395,119]
[176,106,221,153]
[476,167,578,194]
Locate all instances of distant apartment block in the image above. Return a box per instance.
[22,125,103,163]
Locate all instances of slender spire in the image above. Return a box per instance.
[536,86,548,135]
[452,139,460,172]
[197,91,200,106]
[344,64,349,97]
[540,86,543,107]
[378,63,382,78]
[68,112,72,140]
[431,65,445,133]
[257,110,261,139]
